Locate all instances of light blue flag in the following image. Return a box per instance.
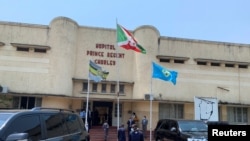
[152,62,178,85]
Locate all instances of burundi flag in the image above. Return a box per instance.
[89,60,109,82]
[152,62,178,85]
[116,24,146,54]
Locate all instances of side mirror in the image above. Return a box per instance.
[6,133,28,141]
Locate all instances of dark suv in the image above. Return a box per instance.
[154,119,207,141]
[0,107,90,141]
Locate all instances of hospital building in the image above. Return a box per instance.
[0,17,250,129]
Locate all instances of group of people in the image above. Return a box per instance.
[117,114,148,141]
[80,108,149,140]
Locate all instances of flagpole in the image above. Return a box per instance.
[150,69,153,141]
[85,60,90,132]
[116,19,120,130]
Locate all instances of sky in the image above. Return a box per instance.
[1,0,250,44]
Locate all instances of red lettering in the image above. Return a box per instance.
[86,50,104,57]
[95,44,116,50]
[106,52,125,58]
[95,59,116,66]
[110,45,115,50]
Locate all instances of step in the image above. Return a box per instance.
[89,126,153,141]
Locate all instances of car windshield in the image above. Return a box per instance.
[178,121,208,132]
[0,113,14,129]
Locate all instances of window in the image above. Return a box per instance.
[157,56,189,63]
[225,64,234,68]
[160,59,170,63]
[195,58,249,69]
[197,61,207,65]
[0,95,12,108]
[174,60,184,64]
[239,64,248,69]
[101,84,107,93]
[211,62,220,66]
[34,48,46,53]
[6,115,42,140]
[110,84,116,93]
[12,96,42,109]
[115,103,122,117]
[159,103,184,119]
[0,42,5,46]
[119,84,124,94]
[83,82,88,92]
[17,47,29,52]
[227,107,248,124]
[11,43,51,53]
[92,83,97,92]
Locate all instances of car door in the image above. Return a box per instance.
[42,112,87,141]
[42,112,69,141]
[167,120,180,141]
[156,120,175,141]
[62,113,86,141]
[2,114,43,141]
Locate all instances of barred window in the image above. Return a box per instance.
[115,103,122,117]
[12,96,42,109]
[227,107,248,124]
[82,82,88,92]
[101,84,107,93]
[119,84,124,94]
[34,48,46,53]
[92,83,98,92]
[159,103,184,119]
[17,47,29,52]
[110,84,116,93]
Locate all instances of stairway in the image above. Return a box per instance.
[89,126,153,141]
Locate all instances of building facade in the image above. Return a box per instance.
[0,17,250,129]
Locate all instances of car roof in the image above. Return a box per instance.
[0,109,29,112]
[0,107,75,115]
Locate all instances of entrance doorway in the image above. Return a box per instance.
[93,101,113,126]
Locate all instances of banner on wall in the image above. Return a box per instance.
[194,97,218,121]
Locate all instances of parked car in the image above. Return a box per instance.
[154,119,208,141]
[0,107,90,141]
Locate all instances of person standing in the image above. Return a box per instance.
[79,109,86,123]
[129,124,136,141]
[132,112,139,126]
[127,117,135,139]
[102,120,109,141]
[130,127,144,141]
[93,108,99,125]
[87,108,92,129]
[141,116,148,138]
[117,124,126,141]
[131,112,136,119]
